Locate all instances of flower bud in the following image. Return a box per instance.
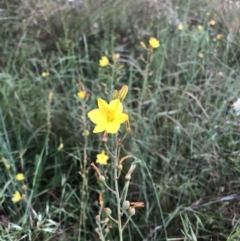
[128,207,135,216]
[104,207,112,216]
[112,90,119,99]
[102,131,108,143]
[99,175,106,182]
[126,118,130,133]
[140,41,147,50]
[112,53,120,61]
[117,164,123,171]
[118,85,128,101]
[48,92,53,101]
[125,174,131,181]
[122,200,130,210]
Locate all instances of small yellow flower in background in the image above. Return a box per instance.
[16,173,25,181]
[77,91,86,99]
[96,150,109,165]
[57,142,64,151]
[140,41,147,50]
[198,53,204,58]
[12,191,22,203]
[209,20,216,26]
[216,34,222,40]
[178,24,183,30]
[41,72,49,78]
[112,53,120,61]
[149,37,160,48]
[99,56,109,67]
[88,98,128,134]
[198,25,203,30]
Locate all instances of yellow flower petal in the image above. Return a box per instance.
[109,99,123,114]
[93,123,108,133]
[112,113,129,123]
[106,122,121,133]
[97,98,110,114]
[88,109,108,124]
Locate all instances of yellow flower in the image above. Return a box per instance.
[198,53,204,58]
[77,91,86,99]
[41,72,49,78]
[88,98,128,133]
[209,20,216,26]
[198,25,203,30]
[16,173,25,181]
[112,53,120,61]
[99,56,109,67]
[149,37,160,48]
[96,150,109,165]
[178,24,183,30]
[12,191,22,203]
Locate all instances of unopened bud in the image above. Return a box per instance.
[48,92,53,101]
[125,174,131,181]
[125,164,136,181]
[99,175,106,182]
[112,53,120,61]
[128,207,136,216]
[112,90,119,99]
[140,41,147,50]
[104,207,112,216]
[118,85,128,101]
[122,200,130,210]
[118,64,124,70]
[102,131,108,142]
[126,118,130,133]
[117,164,123,171]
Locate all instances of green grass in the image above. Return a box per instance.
[1,0,240,240]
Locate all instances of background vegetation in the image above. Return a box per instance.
[1,0,240,240]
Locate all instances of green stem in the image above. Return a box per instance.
[114,135,123,241]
